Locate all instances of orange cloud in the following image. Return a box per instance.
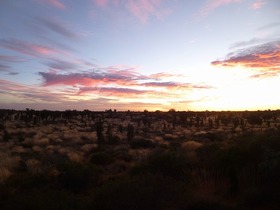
[212,41,280,78]
[150,72,183,79]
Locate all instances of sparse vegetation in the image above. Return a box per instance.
[0,109,279,209]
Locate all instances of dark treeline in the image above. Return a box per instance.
[1,108,279,128]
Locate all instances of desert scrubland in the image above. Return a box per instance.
[0,109,280,209]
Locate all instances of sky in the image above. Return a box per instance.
[0,0,279,111]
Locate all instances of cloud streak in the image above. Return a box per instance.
[0,55,26,74]
[38,0,66,9]
[0,63,10,72]
[256,22,280,31]
[0,79,70,103]
[229,38,264,49]
[0,38,58,57]
[141,82,212,90]
[0,55,26,63]
[196,0,241,19]
[35,17,79,39]
[45,59,80,71]
[78,86,149,96]
[93,0,169,23]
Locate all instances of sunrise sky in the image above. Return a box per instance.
[0,0,279,111]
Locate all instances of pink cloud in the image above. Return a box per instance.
[95,0,108,7]
[0,79,71,104]
[38,65,212,101]
[150,72,183,80]
[250,71,279,78]
[250,0,266,9]
[0,79,37,93]
[78,86,149,96]
[39,72,96,86]
[197,0,242,19]
[0,38,57,57]
[38,67,145,87]
[126,0,162,23]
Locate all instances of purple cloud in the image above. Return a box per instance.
[39,67,149,86]
[0,55,26,62]
[45,59,80,71]
[0,63,10,72]
[141,81,179,87]
[35,17,79,39]
[229,38,264,49]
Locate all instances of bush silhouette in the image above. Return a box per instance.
[130,138,155,149]
[90,151,113,165]
[93,174,189,210]
[131,150,191,181]
[57,161,98,193]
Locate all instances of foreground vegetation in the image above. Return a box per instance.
[0,109,279,209]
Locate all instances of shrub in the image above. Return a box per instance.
[130,139,155,149]
[90,152,113,165]
[93,174,189,210]
[131,150,191,181]
[57,161,99,193]
[0,189,84,210]
[186,199,230,210]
